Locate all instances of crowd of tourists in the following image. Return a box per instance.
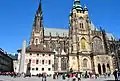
[0,72,17,77]
[1,70,120,81]
[52,71,99,81]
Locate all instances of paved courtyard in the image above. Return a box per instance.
[0,75,115,81]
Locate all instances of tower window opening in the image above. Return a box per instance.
[82,23,84,28]
[80,23,84,28]
[35,39,38,45]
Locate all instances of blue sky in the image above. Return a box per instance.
[0,0,120,53]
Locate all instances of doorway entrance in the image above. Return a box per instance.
[107,64,110,72]
[102,64,106,73]
[98,63,102,75]
[107,64,110,69]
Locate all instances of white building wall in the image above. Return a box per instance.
[24,53,54,75]
[13,60,19,73]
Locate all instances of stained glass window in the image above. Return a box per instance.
[83,58,88,67]
[54,58,58,71]
[93,37,103,52]
[81,38,86,49]
[61,58,67,70]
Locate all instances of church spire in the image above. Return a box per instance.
[30,0,44,45]
[33,0,43,29]
[37,0,42,17]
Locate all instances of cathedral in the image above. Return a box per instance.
[17,0,115,75]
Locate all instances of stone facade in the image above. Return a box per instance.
[17,0,116,75]
[0,48,14,72]
[109,40,120,70]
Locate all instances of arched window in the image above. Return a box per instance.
[54,58,58,71]
[80,23,81,28]
[80,23,84,28]
[61,58,67,70]
[92,37,103,52]
[81,38,86,49]
[83,58,88,67]
[52,41,56,51]
[35,39,38,45]
[82,23,84,28]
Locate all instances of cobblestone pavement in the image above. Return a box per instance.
[0,75,115,81]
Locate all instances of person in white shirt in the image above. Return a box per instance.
[77,73,81,81]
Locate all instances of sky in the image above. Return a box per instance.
[0,0,120,54]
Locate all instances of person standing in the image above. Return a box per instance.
[118,70,120,80]
[77,73,81,81]
[107,70,111,77]
[85,71,88,78]
[113,69,118,81]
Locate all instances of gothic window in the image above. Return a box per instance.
[110,44,115,53]
[81,38,86,50]
[61,58,67,71]
[83,58,88,67]
[35,39,38,45]
[82,23,84,28]
[54,58,58,71]
[44,41,48,47]
[80,23,84,29]
[51,41,56,51]
[59,42,64,52]
[80,23,81,28]
[71,46,73,51]
[92,37,103,52]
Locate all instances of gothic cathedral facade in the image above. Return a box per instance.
[18,0,114,75]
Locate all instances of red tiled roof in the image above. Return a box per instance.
[26,44,54,53]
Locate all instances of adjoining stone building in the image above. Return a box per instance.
[109,39,120,70]
[0,48,14,72]
[18,0,116,75]
[8,54,18,73]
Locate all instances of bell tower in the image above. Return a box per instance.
[30,0,44,45]
[69,0,91,53]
